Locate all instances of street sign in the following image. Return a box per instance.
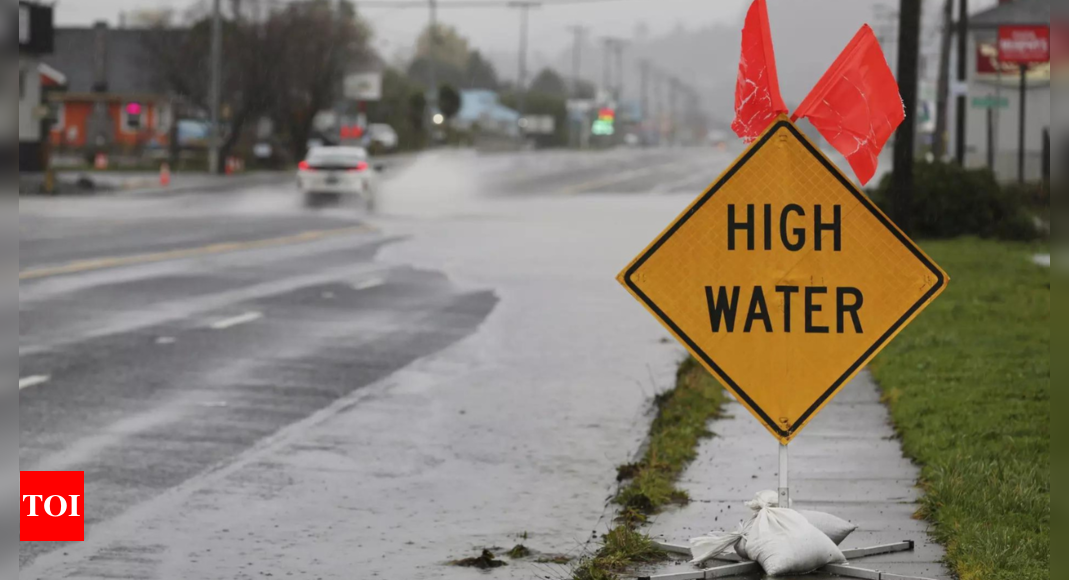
[971,95,1009,109]
[343,72,383,101]
[617,117,947,443]
[998,26,1050,64]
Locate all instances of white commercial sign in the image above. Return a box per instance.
[344,72,383,101]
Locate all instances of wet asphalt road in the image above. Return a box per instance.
[19,147,737,577]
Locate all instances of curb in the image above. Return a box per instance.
[109,173,292,198]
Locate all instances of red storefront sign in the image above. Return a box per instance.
[998,26,1050,64]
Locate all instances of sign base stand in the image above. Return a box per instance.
[643,444,937,580]
[646,540,936,580]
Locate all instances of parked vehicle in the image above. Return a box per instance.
[366,124,399,151]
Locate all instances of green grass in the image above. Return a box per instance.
[869,238,1049,580]
[574,358,726,580]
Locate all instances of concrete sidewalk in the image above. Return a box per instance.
[643,371,951,580]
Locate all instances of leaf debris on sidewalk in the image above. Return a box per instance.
[451,549,508,569]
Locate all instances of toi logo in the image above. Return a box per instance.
[20,471,85,542]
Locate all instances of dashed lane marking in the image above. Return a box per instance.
[352,278,385,291]
[209,311,264,330]
[19,375,51,390]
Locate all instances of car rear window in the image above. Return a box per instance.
[307,150,366,167]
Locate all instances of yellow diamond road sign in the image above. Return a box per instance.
[618,118,948,443]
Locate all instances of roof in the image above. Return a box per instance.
[41,27,173,94]
[38,62,66,86]
[971,0,1049,29]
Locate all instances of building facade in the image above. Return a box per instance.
[42,23,175,159]
[962,0,1049,182]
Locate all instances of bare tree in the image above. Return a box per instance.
[268,0,372,161]
[143,0,370,166]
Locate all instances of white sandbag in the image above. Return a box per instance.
[689,491,847,576]
[690,491,777,564]
[762,490,858,546]
[796,510,857,545]
[689,530,744,565]
[743,505,847,576]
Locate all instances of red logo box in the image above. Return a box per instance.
[20,471,85,542]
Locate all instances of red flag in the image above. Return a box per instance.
[792,25,904,185]
[731,0,788,142]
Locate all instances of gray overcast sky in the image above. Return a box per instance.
[55,0,753,55]
[54,0,1001,101]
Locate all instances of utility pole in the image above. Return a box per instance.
[427,0,439,126]
[892,0,922,234]
[1017,63,1027,184]
[613,41,626,102]
[639,60,650,122]
[510,1,541,124]
[652,67,664,145]
[602,37,620,100]
[600,37,625,102]
[567,25,588,97]
[208,0,222,175]
[932,0,953,159]
[954,0,969,165]
[668,77,679,146]
[601,39,613,98]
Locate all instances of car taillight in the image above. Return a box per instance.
[349,161,369,173]
[298,160,315,172]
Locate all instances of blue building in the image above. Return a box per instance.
[452,90,520,137]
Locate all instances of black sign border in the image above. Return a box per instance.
[624,120,946,438]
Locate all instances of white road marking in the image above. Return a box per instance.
[210,311,263,330]
[352,278,385,291]
[19,375,51,390]
[156,336,176,345]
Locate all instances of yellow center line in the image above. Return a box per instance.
[19,225,377,281]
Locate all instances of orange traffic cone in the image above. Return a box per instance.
[159,162,171,187]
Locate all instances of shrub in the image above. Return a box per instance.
[868,161,1040,241]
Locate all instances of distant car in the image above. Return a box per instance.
[297,146,378,209]
[366,124,399,150]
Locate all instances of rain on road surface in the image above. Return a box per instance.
[19,147,737,579]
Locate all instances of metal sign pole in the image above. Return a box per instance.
[778,443,790,507]
[1017,63,1027,184]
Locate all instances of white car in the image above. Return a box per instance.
[366,124,399,150]
[297,146,379,209]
